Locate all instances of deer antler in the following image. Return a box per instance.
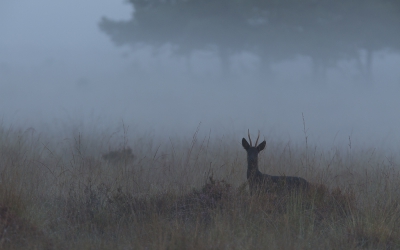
[255,130,260,146]
[248,129,252,146]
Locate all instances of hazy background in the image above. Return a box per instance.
[1,0,400,149]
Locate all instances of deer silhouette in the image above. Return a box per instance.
[242,130,309,195]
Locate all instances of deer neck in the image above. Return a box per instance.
[247,158,261,179]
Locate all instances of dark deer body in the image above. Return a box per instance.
[243,130,309,195]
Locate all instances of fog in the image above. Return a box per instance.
[1,0,400,150]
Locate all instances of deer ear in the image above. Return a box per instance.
[242,138,250,150]
[257,141,266,151]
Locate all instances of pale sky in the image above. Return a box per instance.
[0,0,131,49]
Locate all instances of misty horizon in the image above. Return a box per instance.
[1,0,400,150]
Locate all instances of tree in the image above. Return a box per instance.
[100,0,400,84]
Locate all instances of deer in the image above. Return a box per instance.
[242,130,309,195]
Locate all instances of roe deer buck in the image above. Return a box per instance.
[242,130,309,195]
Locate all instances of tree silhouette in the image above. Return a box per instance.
[99,0,400,83]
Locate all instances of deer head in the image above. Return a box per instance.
[242,130,266,171]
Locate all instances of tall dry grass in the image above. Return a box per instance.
[0,124,399,249]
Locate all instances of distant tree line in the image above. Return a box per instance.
[99,0,400,83]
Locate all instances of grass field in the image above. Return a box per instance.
[0,124,399,249]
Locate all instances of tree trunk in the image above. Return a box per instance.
[259,56,274,81]
[219,47,230,78]
[312,57,327,84]
[356,49,374,85]
[365,49,374,84]
[185,53,192,75]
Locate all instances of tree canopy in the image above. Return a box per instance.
[99,0,400,82]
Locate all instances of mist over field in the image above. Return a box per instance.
[1,0,400,149]
[3,2,400,249]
